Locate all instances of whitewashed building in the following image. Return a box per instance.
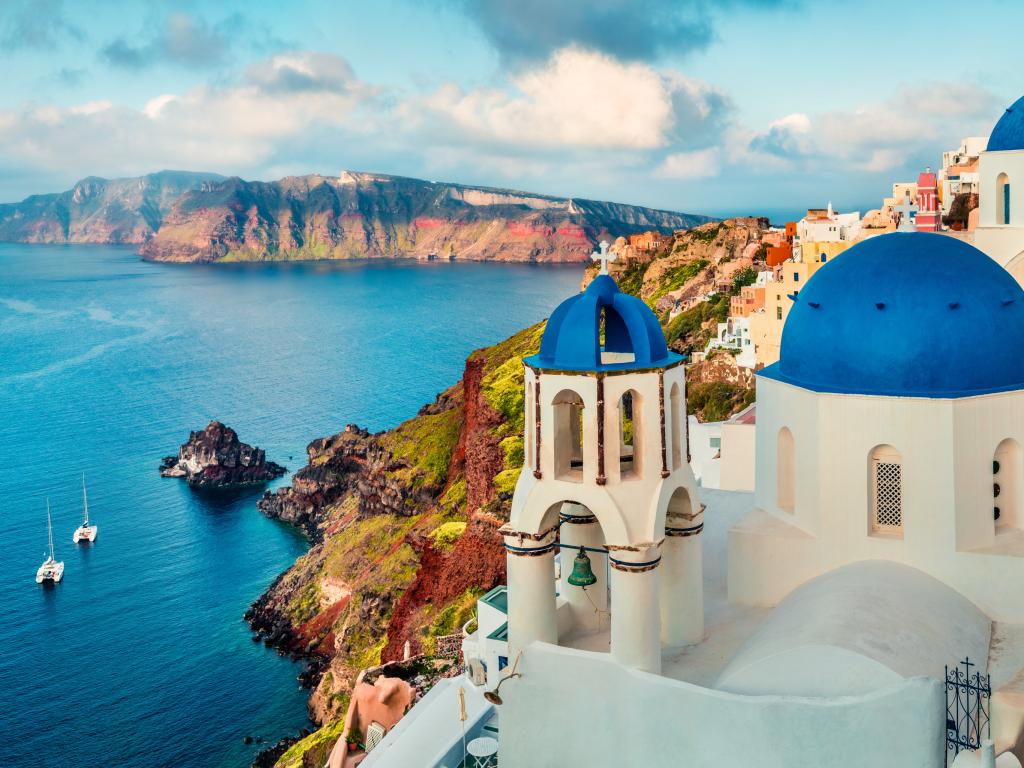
[940,136,987,214]
[796,203,862,244]
[689,404,756,492]
[705,315,756,369]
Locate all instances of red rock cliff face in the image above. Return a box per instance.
[381,356,508,660]
[381,515,506,662]
[449,356,505,512]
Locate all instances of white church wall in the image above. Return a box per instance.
[952,392,1024,550]
[975,151,1024,276]
[728,508,820,606]
[979,151,1024,231]
[720,421,755,491]
[734,378,1024,621]
[498,642,945,768]
[751,377,822,537]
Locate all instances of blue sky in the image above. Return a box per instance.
[0,0,1019,219]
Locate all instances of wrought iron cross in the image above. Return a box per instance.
[895,191,918,232]
[591,240,616,275]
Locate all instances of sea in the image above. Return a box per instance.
[0,243,581,768]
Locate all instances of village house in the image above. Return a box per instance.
[796,203,862,243]
[627,231,669,252]
[765,222,797,267]
[940,136,987,214]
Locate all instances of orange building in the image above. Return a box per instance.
[764,222,797,267]
[730,283,766,317]
[628,231,668,252]
[765,241,793,267]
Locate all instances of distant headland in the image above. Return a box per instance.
[0,170,714,264]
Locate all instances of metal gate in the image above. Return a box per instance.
[945,657,991,764]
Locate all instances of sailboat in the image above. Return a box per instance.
[36,500,65,584]
[72,474,98,543]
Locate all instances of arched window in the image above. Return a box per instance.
[552,390,584,481]
[777,428,795,512]
[994,438,1021,531]
[619,389,642,477]
[869,445,903,537]
[670,382,683,471]
[998,173,1011,225]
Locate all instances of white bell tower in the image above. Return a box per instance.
[501,250,704,676]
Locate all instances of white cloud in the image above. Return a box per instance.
[656,147,720,179]
[0,52,381,180]
[744,84,998,174]
[417,47,728,151]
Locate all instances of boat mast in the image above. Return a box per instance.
[81,473,89,525]
[46,498,55,561]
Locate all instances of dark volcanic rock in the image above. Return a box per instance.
[160,420,286,489]
[255,424,373,539]
[251,734,306,768]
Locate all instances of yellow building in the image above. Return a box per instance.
[748,240,853,366]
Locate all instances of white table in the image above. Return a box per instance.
[466,735,498,767]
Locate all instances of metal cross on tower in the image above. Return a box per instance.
[895,191,919,232]
[591,240,616,275]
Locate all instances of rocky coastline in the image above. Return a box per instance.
[159,420,286,489]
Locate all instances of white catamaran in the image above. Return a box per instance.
[72,474,98,543]
[36,500,65,584]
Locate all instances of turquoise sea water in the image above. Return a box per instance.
[0,244,580,768]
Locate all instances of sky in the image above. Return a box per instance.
[0,0,1020,220]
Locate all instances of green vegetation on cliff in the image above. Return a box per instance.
[380,406,463,491]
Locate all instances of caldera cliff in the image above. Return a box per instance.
[0,170,712,263]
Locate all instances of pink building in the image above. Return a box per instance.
[916,168,941,232]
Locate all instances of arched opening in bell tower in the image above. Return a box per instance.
[599,305,636,365]
[546,500,612,645]
[552,389,585,481]
[618,389,642,477]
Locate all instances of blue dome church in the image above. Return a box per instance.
[732,231,1024,627]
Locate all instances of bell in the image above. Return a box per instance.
[567,546,597,588]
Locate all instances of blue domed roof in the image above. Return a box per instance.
[526,274,681,372]
[987,95,1024,152]
[759,233,1024,397]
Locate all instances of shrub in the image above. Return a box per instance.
[428,521,467,552]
